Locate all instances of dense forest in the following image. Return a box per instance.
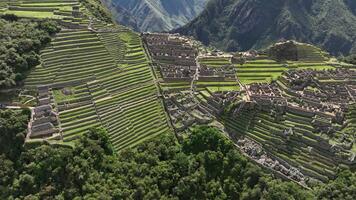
[0,109,355,199]
[0,15,60,88]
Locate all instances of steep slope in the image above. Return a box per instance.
[103,0,208,32]
[0,0,171,149]
[175,0,356,55]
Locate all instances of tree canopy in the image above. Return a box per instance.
[0,17,60,88]
[340,54,356,65]
[0,110,355,199]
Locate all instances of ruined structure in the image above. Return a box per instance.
[143,33,198,82]
[164,91,213,131]
[221,68,356,181]
[28,86,60,139]
[199,65,236,82]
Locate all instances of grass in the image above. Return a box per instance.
[53,88,76,102]
[21,17,171,149]
[230,108,339,180]
[5,10,59,18]
[199,57,232,67]
[206,86,240,92]
[235,58,336,84]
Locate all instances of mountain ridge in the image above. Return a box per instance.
[103,0,208,32]
[175,0,356,55]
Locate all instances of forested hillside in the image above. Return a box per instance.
[0,17,60,88]
[176,0,356,55]
[1,110,356,199]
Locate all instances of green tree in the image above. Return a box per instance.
[0,18,60,88]
[316,170,356,200]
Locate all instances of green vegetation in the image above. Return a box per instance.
[236,58,335,84]
[53,88,76,102]
[6,0,172,148]
[316,170,356,200]
[220,100,356,183]
[3,0,79,19]
[0,120,314,199]
[176,0,356,55]
[199,56,232,67]
[341,104,356,140]
[79,0,112,22]
[0,17,60,88]
[340,54,356,65]
[0,109,30,160]
[1,112,355,199]
[268,41,329,62]
[1,2,355,199]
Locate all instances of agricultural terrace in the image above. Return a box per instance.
[3,0,171,149]
[236,60,335,85]
[216,67,356,182]
[1,0,85,24]
[236,44,335,84]
[197,56,240,93]
[222,108,338,182]
[34,27,170,149]
[199,56,231,67]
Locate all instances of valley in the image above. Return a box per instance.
[103,0,208,32]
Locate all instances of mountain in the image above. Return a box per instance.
[103,0,208,32]
[175,0,356,55]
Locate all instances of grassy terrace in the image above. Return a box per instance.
[14,3,171,149]
[95,30,171,150]
[196,81,240,92]
[223,107,338,181]
[236,58,335,84]
[160,82,191,90]
[55,84,101,141]
[25,29,119,86]
[196,56,240,92]
[295,44,329,62]
[55,29,169,148]
[199,56,231,67]
[96,85,170,150]
[197,55,334,91]
[2,0,80,20]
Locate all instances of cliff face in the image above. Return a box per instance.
[103,0,208,32]
[175,0,356,55]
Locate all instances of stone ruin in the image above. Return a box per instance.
[282,69,356,109]
[231,51,258,64]
[237,138,306,185]
[163,91,213,132]
[160,64,197,82]
[202,91,242,115]
[27,85,60,140]
[143,33,198,82]
[199,65,237,82]
[235,68,356,167]
[247,83,287,112]
[246,69,356,127]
